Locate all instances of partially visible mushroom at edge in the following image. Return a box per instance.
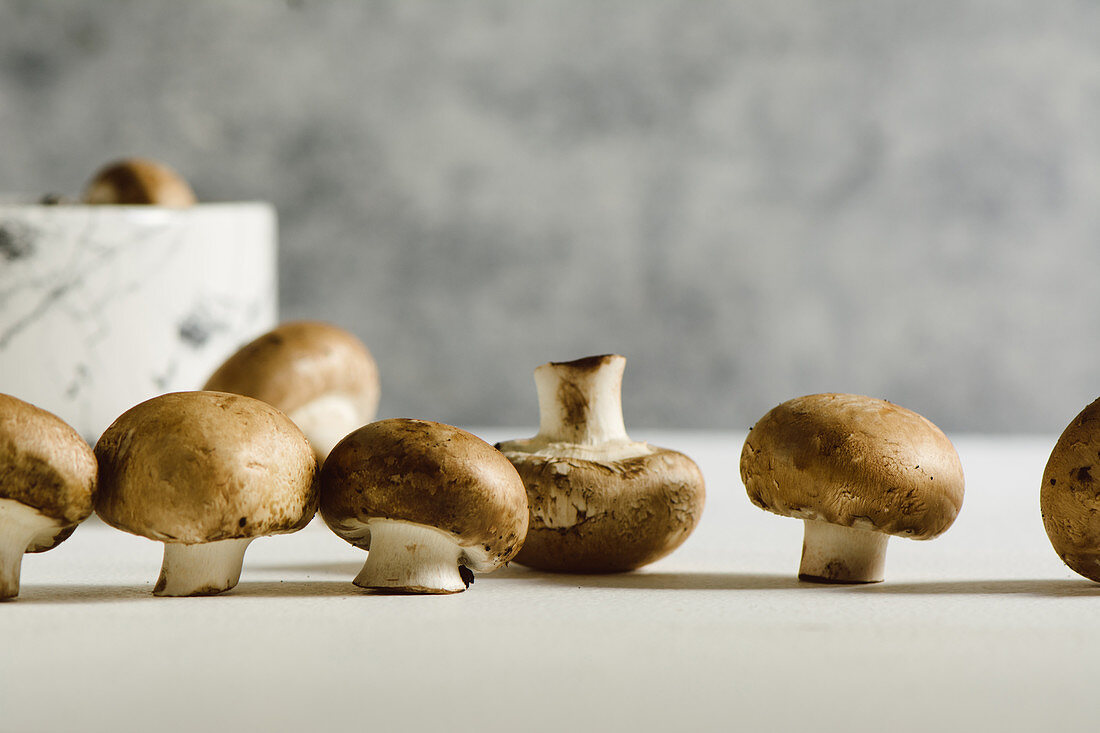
[1042,397,1100,582]
[0,394,97,599]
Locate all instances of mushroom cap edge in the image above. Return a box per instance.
[0,392,97,526]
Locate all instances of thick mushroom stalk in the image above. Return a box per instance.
[355,520,469,594]
[533,355,633,449]
[154,538,253,597]
[798,519,889,584]
[0,500,63,600]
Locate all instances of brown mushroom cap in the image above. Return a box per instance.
[0,393,97,549]
[204,321,379,420]
[1042,398,1100,581]
[504,449,704,573]
[94,391,317,543]
[320,419,528,570]
[81,158,196,207]
[740,393,964,540]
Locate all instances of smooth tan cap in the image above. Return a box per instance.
[740,393,964,539]
[320,419,528,569]
[94,391,317,544]
[0,393,97,539]
[204,321,379,418]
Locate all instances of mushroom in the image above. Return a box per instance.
[204,321,380,460]
[94,391,317,596]
[81,157,197,206]
[320,419,528,594]
[0,394,97,599]
[740,393,965,583]
[1041,397,1100,581]
[495,354,705,573]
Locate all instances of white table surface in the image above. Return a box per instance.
[2,430,1095,733]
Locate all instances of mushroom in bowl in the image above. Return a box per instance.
[81,157,196,207]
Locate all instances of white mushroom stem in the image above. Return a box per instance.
[355,520,466,594]
[0,499,64,600]
[534,355,630,446]
[288,393,364,460]
[798,519,889,584]
[155,538,253,597]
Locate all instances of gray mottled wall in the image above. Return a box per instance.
[2,0,1099,432]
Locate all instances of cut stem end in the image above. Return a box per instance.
[534,355,630,445]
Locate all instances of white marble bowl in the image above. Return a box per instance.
[0,201,277,441]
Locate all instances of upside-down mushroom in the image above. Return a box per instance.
[496,354,705,573]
